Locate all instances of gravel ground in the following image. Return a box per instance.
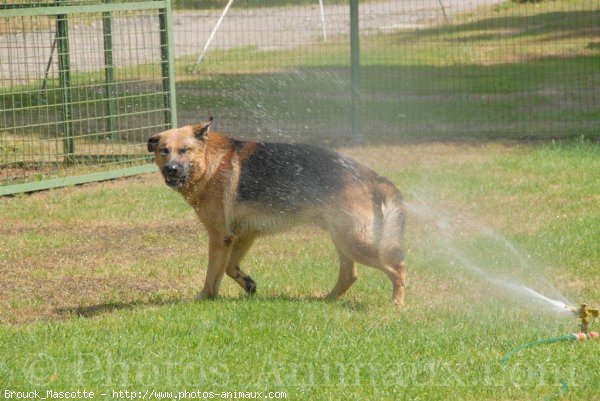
[171,0,503,55]
[0,0,503,84]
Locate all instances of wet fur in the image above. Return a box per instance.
[148,119,407,305]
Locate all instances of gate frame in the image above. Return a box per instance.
[0,0,177,196]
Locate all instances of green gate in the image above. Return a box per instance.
[0,0,177,195]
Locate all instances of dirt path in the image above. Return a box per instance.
[171,0,502,55]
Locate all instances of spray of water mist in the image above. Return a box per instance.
[405,189,574,315]
[225,69,354,142]
[200,64,576,316]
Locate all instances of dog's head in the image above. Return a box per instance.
[147,117,213,189]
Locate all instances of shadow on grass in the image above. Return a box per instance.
[175,55,599,146]
[410,10,600,43]
[55,293,368,319]
[55,298,184,319]
[6,53,596,152]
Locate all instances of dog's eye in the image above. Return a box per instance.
[159,147,170,155]
[179,147,190,155]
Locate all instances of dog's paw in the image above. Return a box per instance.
[243,276,257,295]
[393,299,405,309]
[195,290,216,301]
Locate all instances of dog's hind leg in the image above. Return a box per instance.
[378,260,407,306]
[325,246,358,299]
[225,236,257,295]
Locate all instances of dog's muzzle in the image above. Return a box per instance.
[162,163,189,188]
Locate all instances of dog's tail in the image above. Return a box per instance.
[376,177,406,266]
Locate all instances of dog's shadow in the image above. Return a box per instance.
[55,298,180,319]
[56,294,368,319]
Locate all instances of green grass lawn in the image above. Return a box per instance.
[1,1,599,398]
[1,139,599,400]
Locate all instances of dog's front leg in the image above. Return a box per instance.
[197,158,239,300]
[197,232,234,299]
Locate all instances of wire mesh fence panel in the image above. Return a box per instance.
[172,0,599,144]
[0,0,176,194]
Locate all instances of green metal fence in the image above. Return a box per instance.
[0,0,177,195]
[172,0,599,145]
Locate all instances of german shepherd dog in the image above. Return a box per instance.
[148,118,407,305]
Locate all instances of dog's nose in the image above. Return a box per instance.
[163,164,179,176]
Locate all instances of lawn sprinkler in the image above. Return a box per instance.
[501,302,599,365]
[565,303,599,339]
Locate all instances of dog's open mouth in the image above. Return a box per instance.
[165,176,188,188]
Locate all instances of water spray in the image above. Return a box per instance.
[403,199,599,366]
[501,302,599,365]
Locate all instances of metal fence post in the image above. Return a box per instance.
[159,0,178,129]
[56,1,74,163]
[350,0,362,142]
[102,0,118,141]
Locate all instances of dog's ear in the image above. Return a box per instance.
[192,116,213,140]
[147,133,160,153]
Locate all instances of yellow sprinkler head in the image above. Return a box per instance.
[569,303,599,334]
